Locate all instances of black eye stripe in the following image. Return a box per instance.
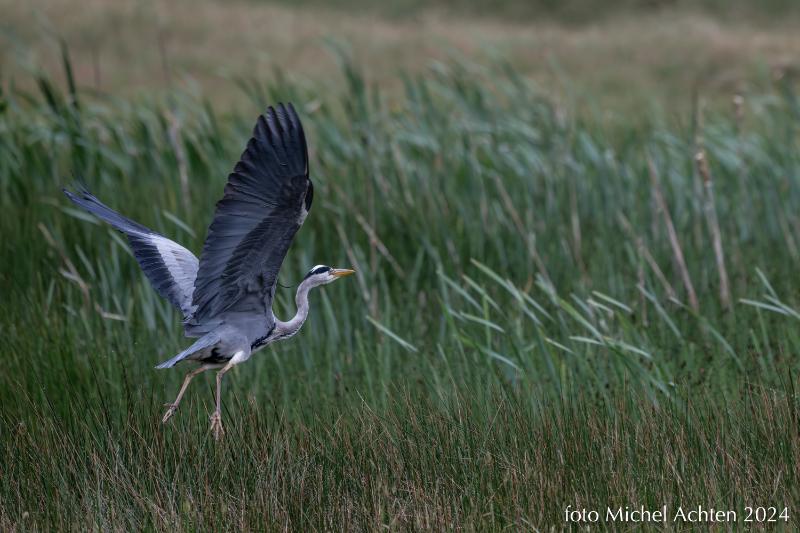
[304,266,331,279]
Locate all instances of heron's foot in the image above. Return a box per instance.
[161,403,179,424]
[209,411,224,440]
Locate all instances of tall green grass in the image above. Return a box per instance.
[1,57,799,529]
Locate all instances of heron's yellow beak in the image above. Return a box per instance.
[332,268,356,278]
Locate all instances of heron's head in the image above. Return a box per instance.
[302,265,355,287]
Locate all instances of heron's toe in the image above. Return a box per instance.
[209,412,225,440]
[161,404,178,424]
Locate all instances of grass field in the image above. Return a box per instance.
[4,0,800,113]
[2,1,800,530]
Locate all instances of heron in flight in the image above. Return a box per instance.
[64,103,354,439]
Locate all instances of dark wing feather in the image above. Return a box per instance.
[188,103,312,331]
[63,188,199,317]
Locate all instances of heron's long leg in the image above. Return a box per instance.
[162,365,212,424]
[209,361,234,441]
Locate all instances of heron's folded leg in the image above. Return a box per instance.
[209,360,234,441]
[162,365,211,424]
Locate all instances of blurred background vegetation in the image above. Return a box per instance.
[2,0,800,530]
[3,0,800,113]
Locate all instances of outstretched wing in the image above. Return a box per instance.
[63,188,199,317]
[188,103,312,330]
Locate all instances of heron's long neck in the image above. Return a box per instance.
[275,280,313,338]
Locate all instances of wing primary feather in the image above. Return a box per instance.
[188,102,312,337]
[63,188,199,318]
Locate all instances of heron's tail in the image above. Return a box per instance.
[155,331,220,369]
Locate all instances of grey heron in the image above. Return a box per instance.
[64,103,354,439]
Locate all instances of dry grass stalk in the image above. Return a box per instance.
[38,223,125,321]
[617,213,678,302]
[648,158,699,311]
[733,94,745,130]
[331,181,404,279]
[333,220,373,312]
[39,222,91,308]
[490,171,552,284]
[696,149,731,310]
[354,212,405,279]
[569,180,588,283]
